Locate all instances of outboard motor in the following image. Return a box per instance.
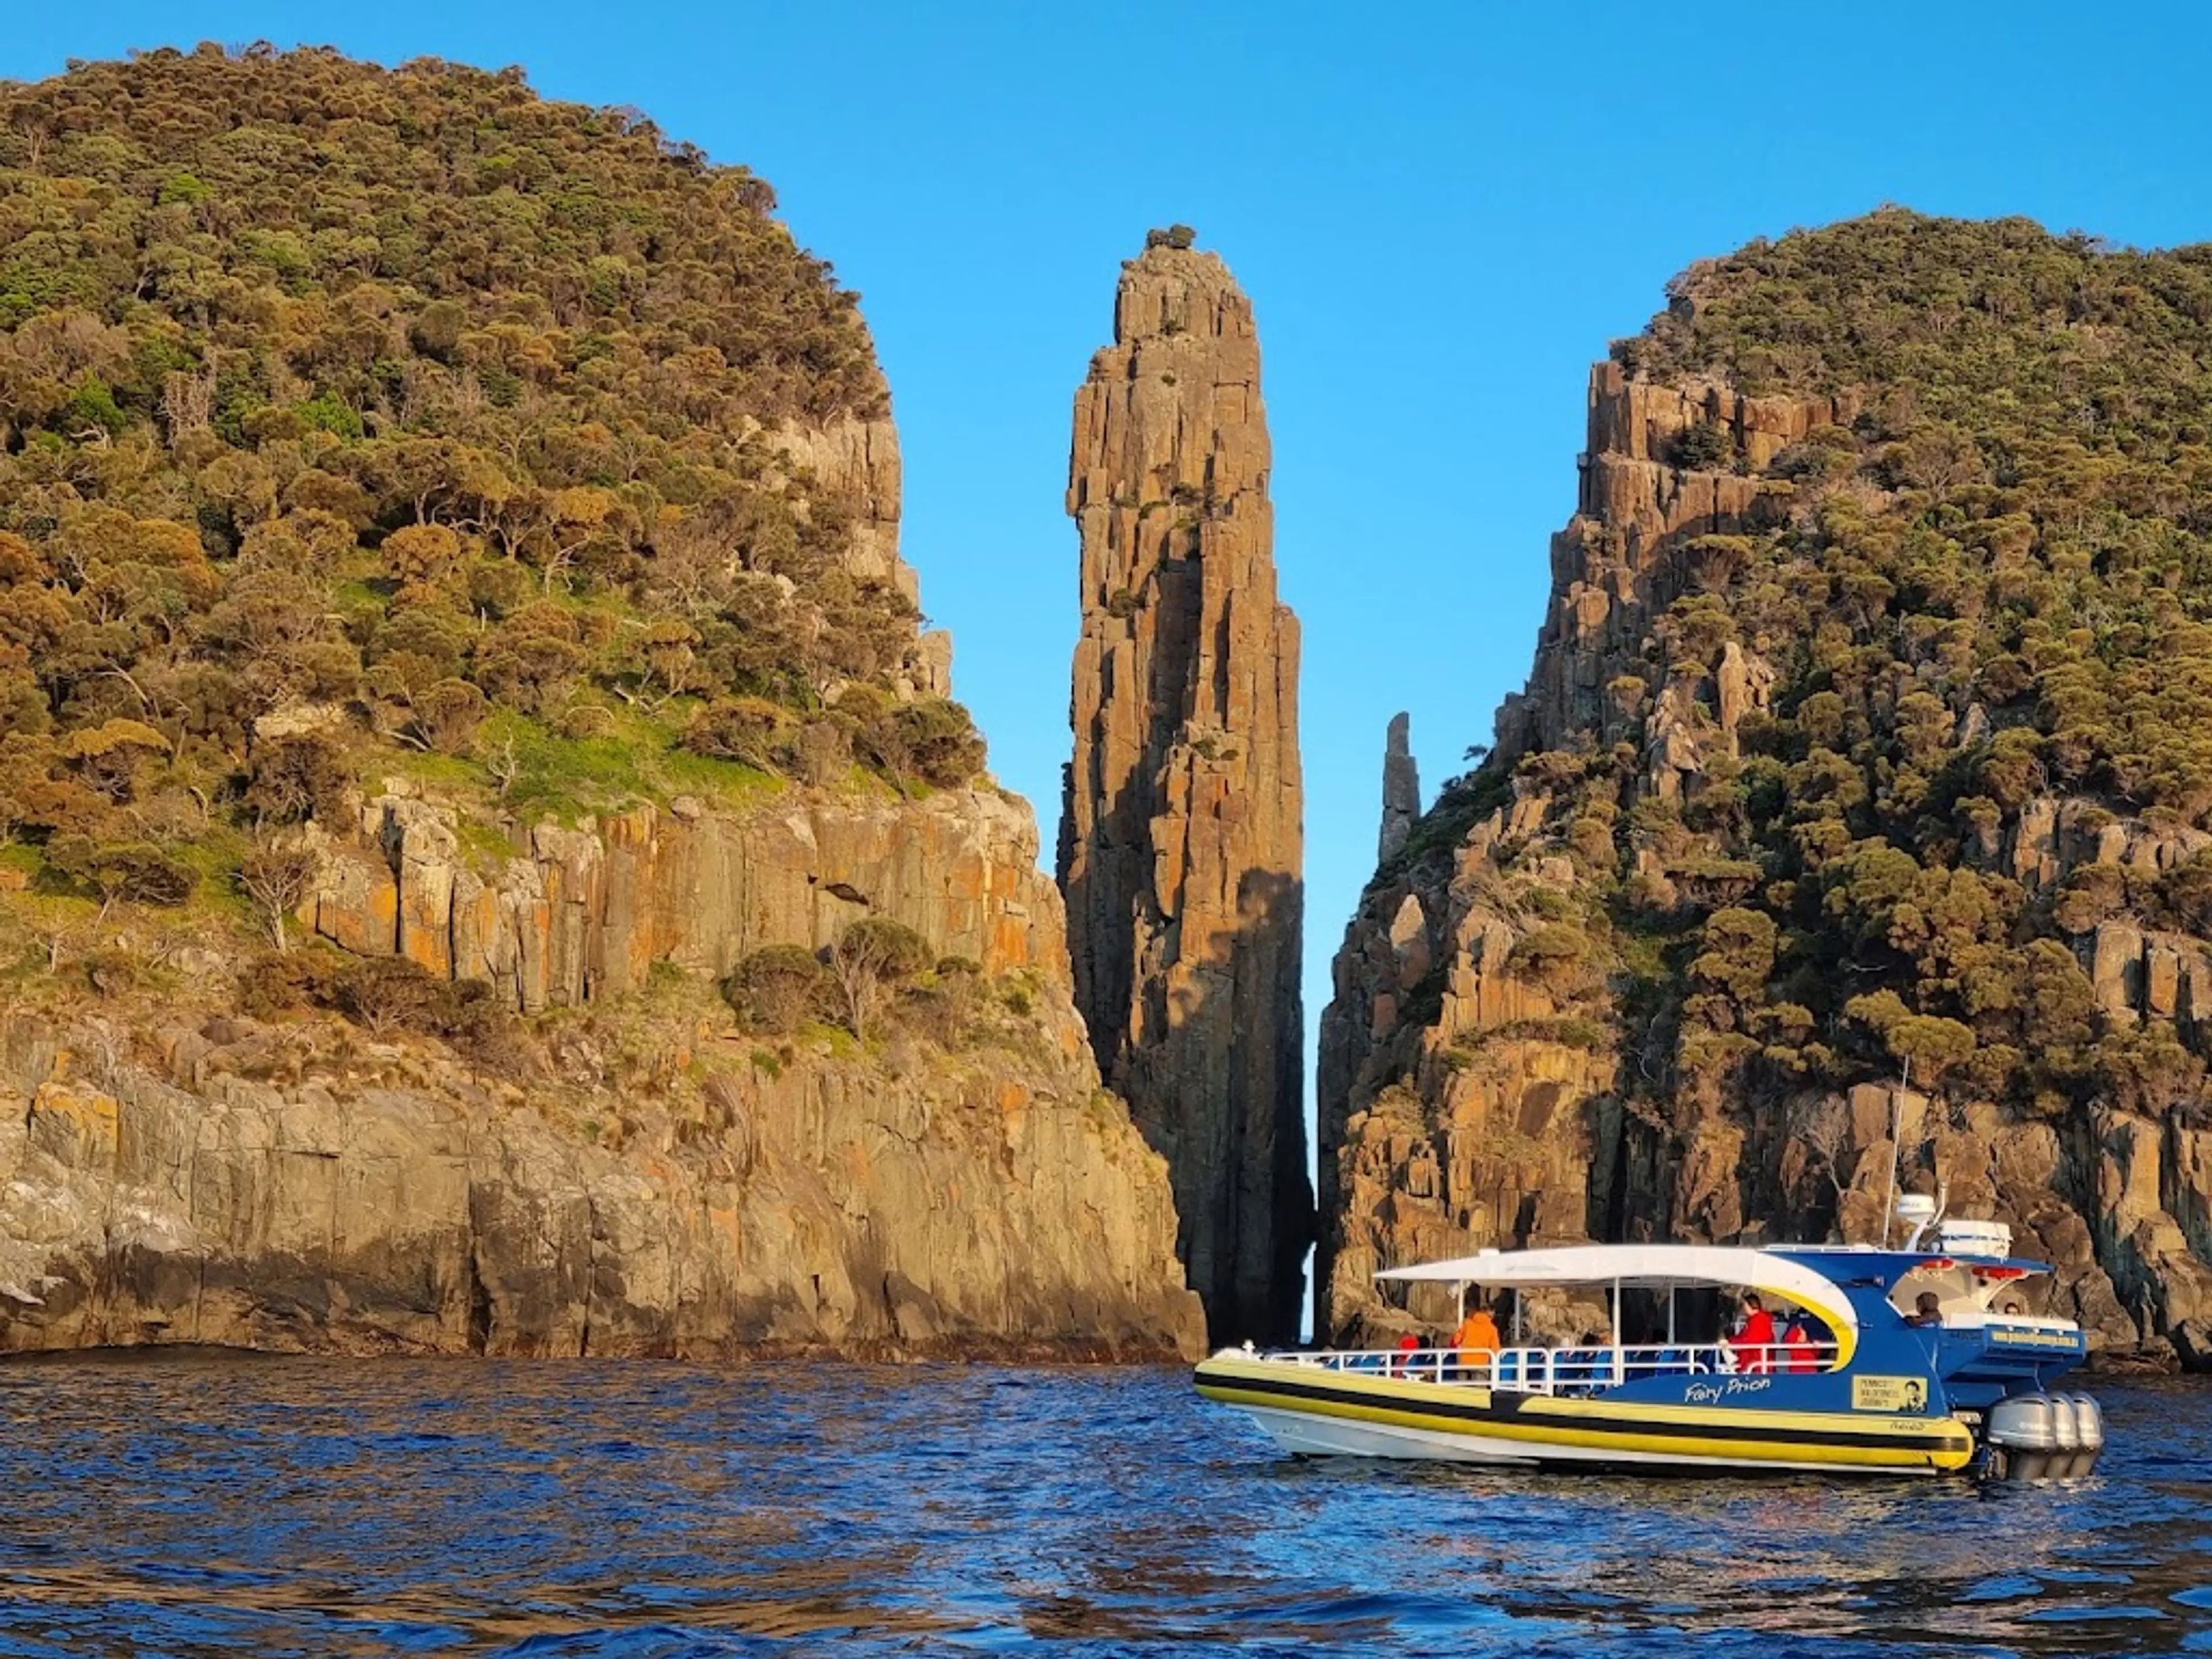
[1984,1392,2104,1479]
[1986,1393,2055,1479]
[2049,1393,2081,1466]
[2058,1392,2105,1476]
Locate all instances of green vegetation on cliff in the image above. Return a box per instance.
[1509,210,2212,1126]
[0,46,982,922]
[1624,211,2212,435]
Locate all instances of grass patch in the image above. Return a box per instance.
[652,742,786,811]
[796,1017,858,1060]
[331,578,388,625]
[480,707,786,825]
[490,713,653,821]
[168,830,259,929]
[452,813,520,870]
[367,747,483,798]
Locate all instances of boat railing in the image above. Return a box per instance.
[1272,1340,1840,1395]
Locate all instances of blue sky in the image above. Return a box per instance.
[10,3,2212,1122]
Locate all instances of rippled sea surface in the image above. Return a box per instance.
[0,1357,2207,1656]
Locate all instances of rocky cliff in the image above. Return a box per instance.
[1319,213,2212,1367]
[0,50,1202,1362]
[1058,235,1310,1344]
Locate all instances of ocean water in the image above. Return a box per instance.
[0,1356,2205,1657]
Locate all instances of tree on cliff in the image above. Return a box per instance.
[827,918,931,1043]
[237,838,319,952]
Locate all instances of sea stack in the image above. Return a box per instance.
[1378,713,1420,865]
[1057,229,1310,1345]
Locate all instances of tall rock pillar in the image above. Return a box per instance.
[1058,233,1310,1346]
[1378,713,1420,865]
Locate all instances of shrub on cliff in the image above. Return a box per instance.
[45,835,199,910]
[722,944,828,1034]
[236,838,320,952]
[245,734,353,827]
[840,690,988,794]
[1666,422,1736,471]
[234,947,527,1067]
[330,957,449,1038]
[1506,923,1599,995]
[681,699,790,774]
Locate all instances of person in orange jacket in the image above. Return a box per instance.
[1452,1300,1501,1379]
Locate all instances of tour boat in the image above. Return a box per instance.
[1195,1218,2104,1479]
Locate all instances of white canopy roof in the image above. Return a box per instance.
[1377,1243,1860,1359]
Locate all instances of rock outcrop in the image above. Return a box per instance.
[1058,237,1310,1344]
[764,408,952,698]
[1378,714,1421,866]
[1319,348,2212,1364]
[0,323,1198,1367]
[1493,362,1849,763]
[309,783,1063,1012]
[0,376,1205,1359]
[0,782,1205,1360]
[0,1008,1200,1361]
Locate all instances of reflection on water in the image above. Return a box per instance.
[0,1354,2205,1654]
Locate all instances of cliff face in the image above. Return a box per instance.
[313,767,1055,1007]
[1058,239,1309,1344]
[1319,215,2212,1364]
[0,775,1203,1360]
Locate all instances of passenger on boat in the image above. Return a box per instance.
[1390,1332,1423,1376]
[1451,1302,1501,1378]
[1906,1291,1943,1327]
[1726,1293,1777,1373]
[1781,1310,1817,1373]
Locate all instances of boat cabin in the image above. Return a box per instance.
[1297,1232,2087,1410]
[1361,1242,1857,1395]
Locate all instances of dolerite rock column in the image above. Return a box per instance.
[1057,236,1310,1346]
[1378,713,1420,865]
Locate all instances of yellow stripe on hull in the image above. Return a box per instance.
[1195,1357,1974,1474]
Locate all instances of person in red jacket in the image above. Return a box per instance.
[1730,1293,1778,1373]
[1782,1310,1818,1373]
